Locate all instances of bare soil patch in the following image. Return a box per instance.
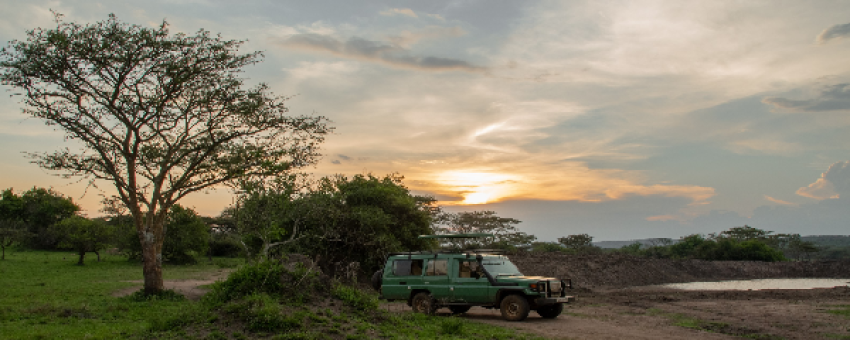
[111,269,232,300]
[454,286,850,340]
[441,254,850,339]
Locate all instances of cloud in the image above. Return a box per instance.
[796,161,850,199]
[388,26,466,48]
[337,154,351,160]
[646,214,678,222]
[282,34,483,72]
[764,195,796,206]
[816,23,850,44]
[331,160,341,165]
[763,83,850,112]
[380,8,417,18]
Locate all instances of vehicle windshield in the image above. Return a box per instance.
[481,256,523,276]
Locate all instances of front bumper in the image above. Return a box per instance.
[535,296,575,306]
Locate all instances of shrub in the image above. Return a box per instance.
[331,284,379,311]
[205,257,328,306]
[125,289,186,302]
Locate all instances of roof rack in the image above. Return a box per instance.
[387,248,507,256]
[418,233,494,239]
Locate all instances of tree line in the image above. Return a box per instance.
[530,226,829,262]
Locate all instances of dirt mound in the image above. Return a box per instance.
[510,253,850,288]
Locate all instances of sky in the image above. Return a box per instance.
[0,0,848,241]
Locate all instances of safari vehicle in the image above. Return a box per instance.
[372,234,575,321]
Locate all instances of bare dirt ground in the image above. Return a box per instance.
[448,287,850,340]
[111,269,232,300]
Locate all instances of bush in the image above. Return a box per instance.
[224,293,302,333]
[122,205,209,264]
[206,261,288,304]
[205,257,328,306]
[331,284,379,311]
[125,289,186,302]
[210,233,244,257]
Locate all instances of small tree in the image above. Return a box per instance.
[0,188,79,249]
[223,176,307,262]
[289,174,436,273]
[717,225,770,241]
[558,234,594,250]
[433,211,532,249]
[162,205,209,264]
[52,216,113,265]
[1,15,330,293]
[0,219,27,260]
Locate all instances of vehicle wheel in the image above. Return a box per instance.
[500,295,530,321]
[448,305,471,314]
[370,270,383,291]
[411,292,437,315]
[536,303,564,319]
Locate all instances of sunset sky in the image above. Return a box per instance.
[1,0,849,241]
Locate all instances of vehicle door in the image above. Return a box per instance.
[423,258,450,303]
[382,258,424,300]
[450,259,490,303]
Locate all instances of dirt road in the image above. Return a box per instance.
[459,287,850,340]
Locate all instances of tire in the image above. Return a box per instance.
[370,270,383,291]
[536,303,564,319]
[448,305,471,314]
[500,295,530,321]
[411,292,437,315]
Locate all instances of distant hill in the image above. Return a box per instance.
[595,235,850,250]
[802,235,850,247]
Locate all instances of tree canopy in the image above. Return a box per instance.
[433,210,535,250]
[0,187,80,249]
[0,14,331,293]
[52,216,113,265]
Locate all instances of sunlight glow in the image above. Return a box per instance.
[436,171,520,205]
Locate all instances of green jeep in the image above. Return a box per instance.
[372,235,575,321]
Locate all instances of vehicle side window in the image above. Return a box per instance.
[426,259,447,276]
[393,259,423,276]
[457,260,480,278]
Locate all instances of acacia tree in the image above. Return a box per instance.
[0,219,27,260]
[52,216,113,265]
[0,15,331,293]
[433,211,533,249]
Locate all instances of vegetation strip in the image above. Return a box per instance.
[647,308,784,339]
[0,250,541,339]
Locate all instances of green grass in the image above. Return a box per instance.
[377,313,545,340]
[647,308,783,340]
[0,249,240,340]
[826,305,850,318]
[0,250,541,340]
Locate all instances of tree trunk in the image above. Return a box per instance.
[139,217,166,295]
[95,251,101,262]
[77,250,85,265]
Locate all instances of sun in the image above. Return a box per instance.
[436,171,520,205]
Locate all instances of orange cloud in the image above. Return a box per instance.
[646,215,678,222]
[764,195,797,206]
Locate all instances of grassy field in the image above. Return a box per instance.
[0,249,241,340]
[0,250,542,340]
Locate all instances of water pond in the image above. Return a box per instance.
[658,278,850,291]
